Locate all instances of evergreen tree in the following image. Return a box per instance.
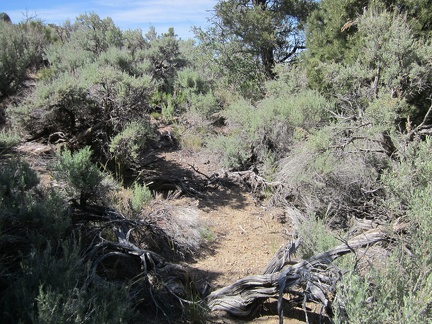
[0,12,12,23]
[305,0,432,93]
[195,0,316,95]
[73,13,123,55]
[144,27,186,93]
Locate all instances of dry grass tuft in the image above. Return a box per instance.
[141,199,204,258]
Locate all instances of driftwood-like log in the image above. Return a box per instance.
[69,203,192,319]
[207,229,388,323]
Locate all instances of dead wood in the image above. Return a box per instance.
[204,169,282,194]
[263,236,302,274]
[146,175,206,198]
[68,203,195,320]
[207,229,388,322]
[406,102,432,142]
[224,170,281,192]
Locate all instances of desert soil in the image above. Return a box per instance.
[154,148,326,324]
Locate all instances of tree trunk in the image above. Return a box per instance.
[261,45,276,79]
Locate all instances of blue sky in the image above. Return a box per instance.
[1,0,217,39]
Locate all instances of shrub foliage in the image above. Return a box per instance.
[1,3,432,323]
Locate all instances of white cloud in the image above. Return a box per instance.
[96,0,216,37]
[6,0,216,38]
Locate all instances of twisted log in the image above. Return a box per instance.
[207,229,388,322]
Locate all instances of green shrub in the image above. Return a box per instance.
[194,28,266,101]
[206,98,259,169]
[273,123,389,222]
[265,63,309,96]
[143,27,186,93]
[0,20,45,96]
[36,281,136,323]
[207,90,329,171]
[0,128,20,148]
[0,156,135,323]
[176,67,209,95]
[130,182,153,213]
[333,137,432,323]
[97,46,136,75]
[0,159,67,240]
[44,14,139,77]
[122,28,147,59]
[109,121,154,170]
[187,92,220,119]
[298,215,339,259]
[313,8,432,124]
[384,137,432,208]
[0,158,39,210]
[206,132,252,170]
[178,126,206,152]
[1,237,136,323]
[73,13,123,55]
[335,247,432,323]
[1,241,79,323]
[12,63,155,165]
[44,41,95,75]
[52,147,105,205]
[0,160,74,322]
[161,94,176,122]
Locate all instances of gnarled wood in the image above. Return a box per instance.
[207,229,388,322]
[68,203,194,320]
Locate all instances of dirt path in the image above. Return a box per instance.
[154,149,322,323]
[191,189,304,324]
[194,188,284,289]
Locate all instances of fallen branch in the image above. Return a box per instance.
[213,170,282,193]
[68,203,196,321]
[207,229,388,322]
[407,102,432,142]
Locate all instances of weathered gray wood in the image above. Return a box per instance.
[264,236,301,274]
[207,229,388,322]
[69,203,191,313]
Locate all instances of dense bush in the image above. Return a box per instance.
[2,3,432,323]
[0,158,42,213]
[274,124,390,224]
[0,160,137,323]
[109,121,155,171]
[0,20,49,96]
[208,87,329,173]
[0,160,70,322]
[130,182,153,213]
[143,27,186,93]
[297,215,339,259]
[0,128,20,148]
[273,8,432,217]
[12,62,155,163]
[52,147,106,205]
[44,41,95,75]
[73,13,123,55]
[310,7,432,124]
[290,7,432,323]
[332,138,432,323]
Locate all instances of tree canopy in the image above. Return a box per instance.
[195,0,316,97]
